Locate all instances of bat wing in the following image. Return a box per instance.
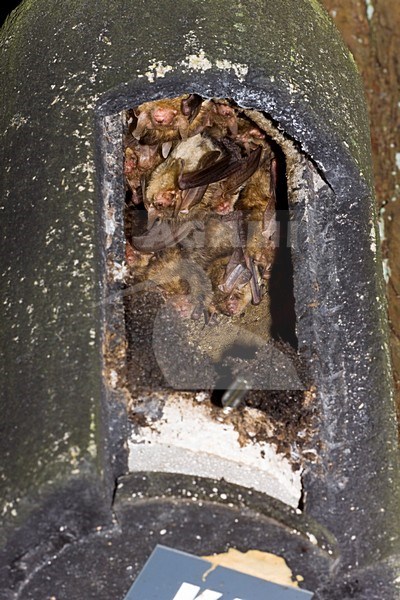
[132,221,196,252]
[223,145,262,193]
[178,146,262,191]
[176,149,221,212]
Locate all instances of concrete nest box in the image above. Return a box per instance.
[1,0,399,598]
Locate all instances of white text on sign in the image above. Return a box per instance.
[172,582,245,600]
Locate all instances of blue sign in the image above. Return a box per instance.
[124,545,313,599]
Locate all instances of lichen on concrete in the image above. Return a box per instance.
[1,0,398,595]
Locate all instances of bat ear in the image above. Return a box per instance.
[178,185,208,213]
[180,93,203,123]
[132,111,149,140]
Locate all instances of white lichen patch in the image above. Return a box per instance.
[215,58,248,82]
[9,113,28,129]
[395,152,400,171]
[184,49,213,72]
[306,532,318,545]
[370,221,377,254]
[98,30,112,45]
[109,260,129,282]
[87,410,98,459]
[69,160,95,192]
[138,50,249,83]
[1,497,22,518]
[142,60,174,83]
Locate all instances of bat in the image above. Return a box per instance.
[136,137,261,236]
[132,94,203,147]
[207,253,253,316]
[124,94,279,323]
[137,247,213,320]
[124,140,163,204]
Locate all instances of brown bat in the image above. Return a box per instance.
[132,142,262,256]
[124,95,279,322]
[211,100,239,137]
[204,157,277,311]
[203,215,242,262]
[196,145,262,215]
[236,158,278,298]
[137,247,213,319]
[142,133,223,225]
[132,94,203,149]
[207,253,253,316]
[237,157,278,269]
[142,136,261,221]
[124,141,163,204]
[235,117,268,155]
[132,144,261,256]
[186,98,239,140]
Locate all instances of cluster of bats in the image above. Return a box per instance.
[124,94,277,321]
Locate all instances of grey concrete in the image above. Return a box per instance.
[1,0,399,598]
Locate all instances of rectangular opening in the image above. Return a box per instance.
[101,94,319,508]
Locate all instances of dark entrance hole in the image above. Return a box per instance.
[268,144,297,349]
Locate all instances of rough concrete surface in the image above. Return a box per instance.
[1,0,399,598]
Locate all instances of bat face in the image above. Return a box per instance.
[133,94,207,145]
[220,286,254,316]
[123,95,278,321]
[208,255,254,316]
